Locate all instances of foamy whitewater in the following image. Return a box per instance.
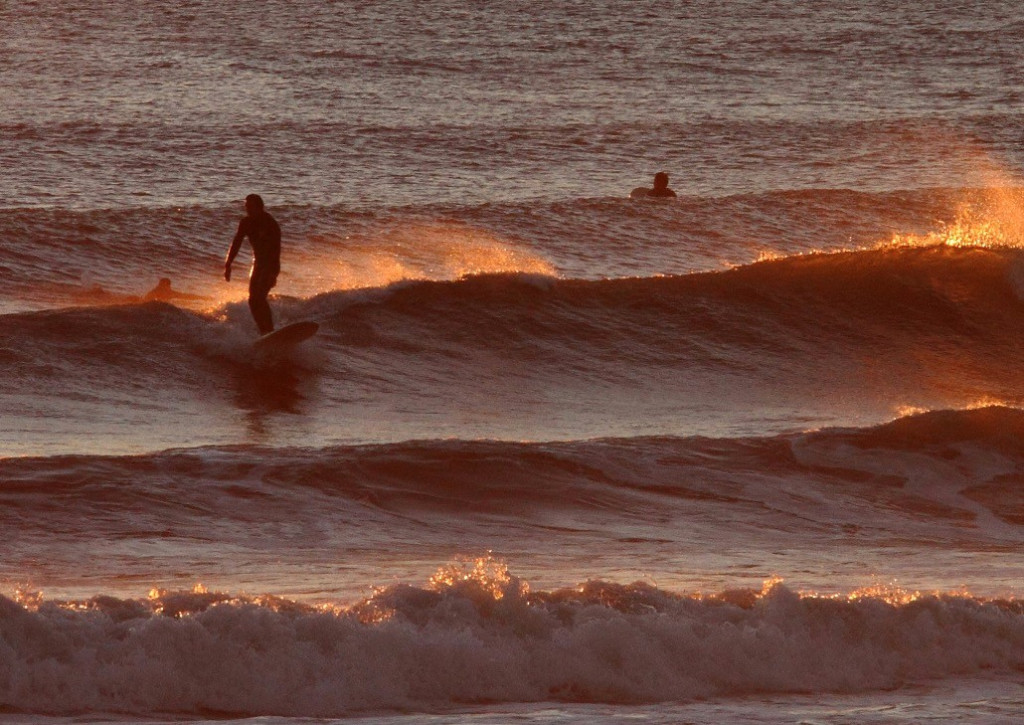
[4,2,1024,722]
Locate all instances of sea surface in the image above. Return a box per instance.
[4,1,1024,722]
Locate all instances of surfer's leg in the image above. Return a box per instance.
[248,273,274,334]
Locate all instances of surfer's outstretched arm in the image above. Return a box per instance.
[224,220,246,281]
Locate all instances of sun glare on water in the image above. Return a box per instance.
[296,222,557,297]
[888,187,1024,250]
[428,554,526,601]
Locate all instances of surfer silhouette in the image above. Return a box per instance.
[630,171,677,199]
[224,194,281,334]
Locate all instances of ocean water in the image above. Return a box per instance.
[4,1,1024,721]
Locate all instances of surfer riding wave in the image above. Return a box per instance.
[224,194,281,334]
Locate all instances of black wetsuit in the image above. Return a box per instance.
[229,211,281,334]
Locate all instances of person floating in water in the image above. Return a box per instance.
[224,194,281,335]
[144,277,206,303]
[630,171,677,199]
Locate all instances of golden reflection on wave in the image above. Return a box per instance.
[428,553,526,601]
[888,186,1024,251]
[894,399,1018,421]
[296,221,557,297]
[12,567,1024,618]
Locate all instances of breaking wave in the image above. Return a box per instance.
[4,244,1024,406]
[2,564,1023,717]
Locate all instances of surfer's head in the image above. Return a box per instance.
[653,172,669,190]
[244,194,265,215]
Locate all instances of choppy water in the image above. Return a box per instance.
[4,1,1024,722]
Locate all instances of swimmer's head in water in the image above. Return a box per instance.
[245,194,265,214]
[653,172,670,190]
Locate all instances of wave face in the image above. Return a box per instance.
[2,573,1023,717]
[307,242,1024,377]
[5,241,1024,454]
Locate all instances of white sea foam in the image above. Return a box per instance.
[2,573,1023,718]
